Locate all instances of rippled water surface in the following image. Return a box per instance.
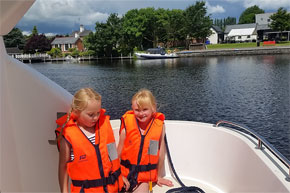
[28,55,290,160]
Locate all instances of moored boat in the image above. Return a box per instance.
[1,0,289,192]
[135,47,179,59]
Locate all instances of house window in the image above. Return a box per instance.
[267,19,270,22]
[247,35,250,38]
[261,18,263,21]
[65,44,69,51]
[238,36,241,39]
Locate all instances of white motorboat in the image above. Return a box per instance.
[135,52,179,59]
[1,1,289,192]
[135,47,179,59]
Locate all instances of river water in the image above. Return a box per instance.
[28,54,290,160]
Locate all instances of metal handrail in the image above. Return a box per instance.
[215,120,290,181]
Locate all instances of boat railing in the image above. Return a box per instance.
[215,120,290,182]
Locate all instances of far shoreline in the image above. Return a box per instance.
[19,46,290,63]
[176,46,290,57]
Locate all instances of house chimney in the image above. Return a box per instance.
[80,24,84,32]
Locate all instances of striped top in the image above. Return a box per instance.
[70,134,95,161]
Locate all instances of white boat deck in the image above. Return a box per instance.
[111,120,290,193]
[153,177,221,193]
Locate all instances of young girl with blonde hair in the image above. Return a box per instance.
[56,88,123,193]
[117,89,173,192]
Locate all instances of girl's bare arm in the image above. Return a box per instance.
[58,137,70,193]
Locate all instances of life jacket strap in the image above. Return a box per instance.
[72,168,121,190]
[121,159,157,172]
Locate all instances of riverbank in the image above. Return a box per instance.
[17,45,290,63]
[176,46,290,57]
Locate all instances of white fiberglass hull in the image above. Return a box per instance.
[135,52,179,59]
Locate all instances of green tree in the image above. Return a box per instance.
[105,13,122,56]
[83,32,97,53]
[31,26,38,36]
[154,8,169,46]
[71,48,80,57]
[166,9,187,47]
[184,1,213,42]
[238,5,264,24]
[121,9,146,51]
[214,17,236,31]
[121,7,188,50]
[47,47,62,58]
[85,13,122,57]
[269,7,290,38]
[3,28,25,49]
[138,7,158,48]
[79,50,95,57]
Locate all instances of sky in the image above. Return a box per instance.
[16,0,290,36]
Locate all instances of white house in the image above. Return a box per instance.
[224,23,257,42]
[208,25,223,44]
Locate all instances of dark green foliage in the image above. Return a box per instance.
[269,7,290,32]
[239,5,264,24]
[184,1,213,41]
[85,1,213,56]
[31,26,38,36]
[47,47,62,58]
[3,28,25,49]
[214,17,236,31]
[86,13,122,57]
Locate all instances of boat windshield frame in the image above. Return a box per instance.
[147,47,166,55]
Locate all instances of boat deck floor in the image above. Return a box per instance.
[153,177,221,193]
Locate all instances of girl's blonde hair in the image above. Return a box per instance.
[132,89,157,112]
[58,88,101,141]
[70,88,101,114]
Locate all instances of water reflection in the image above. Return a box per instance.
[134,58,179,68]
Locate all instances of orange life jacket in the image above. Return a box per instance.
[56,109,123,193]
[119,110,164,186]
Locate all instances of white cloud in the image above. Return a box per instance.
[22,0,110,27]
[22,30,56,37]
[45,33,57,37]
[22,31,31,36]
[206,2,225,14]
[223,0,290,10]
[224,0,240,2]
[17,0,289,34]
[243,0,290,10]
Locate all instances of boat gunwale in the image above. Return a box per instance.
[215,120,290,181]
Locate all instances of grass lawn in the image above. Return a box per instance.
[207,41,290,50]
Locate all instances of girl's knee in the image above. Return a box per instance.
[133,182,149,193]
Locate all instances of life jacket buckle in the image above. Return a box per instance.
[82,179,90,189]
[102,178,108,186]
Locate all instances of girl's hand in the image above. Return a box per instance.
[157,177,174,187]
[122,176,130,191]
